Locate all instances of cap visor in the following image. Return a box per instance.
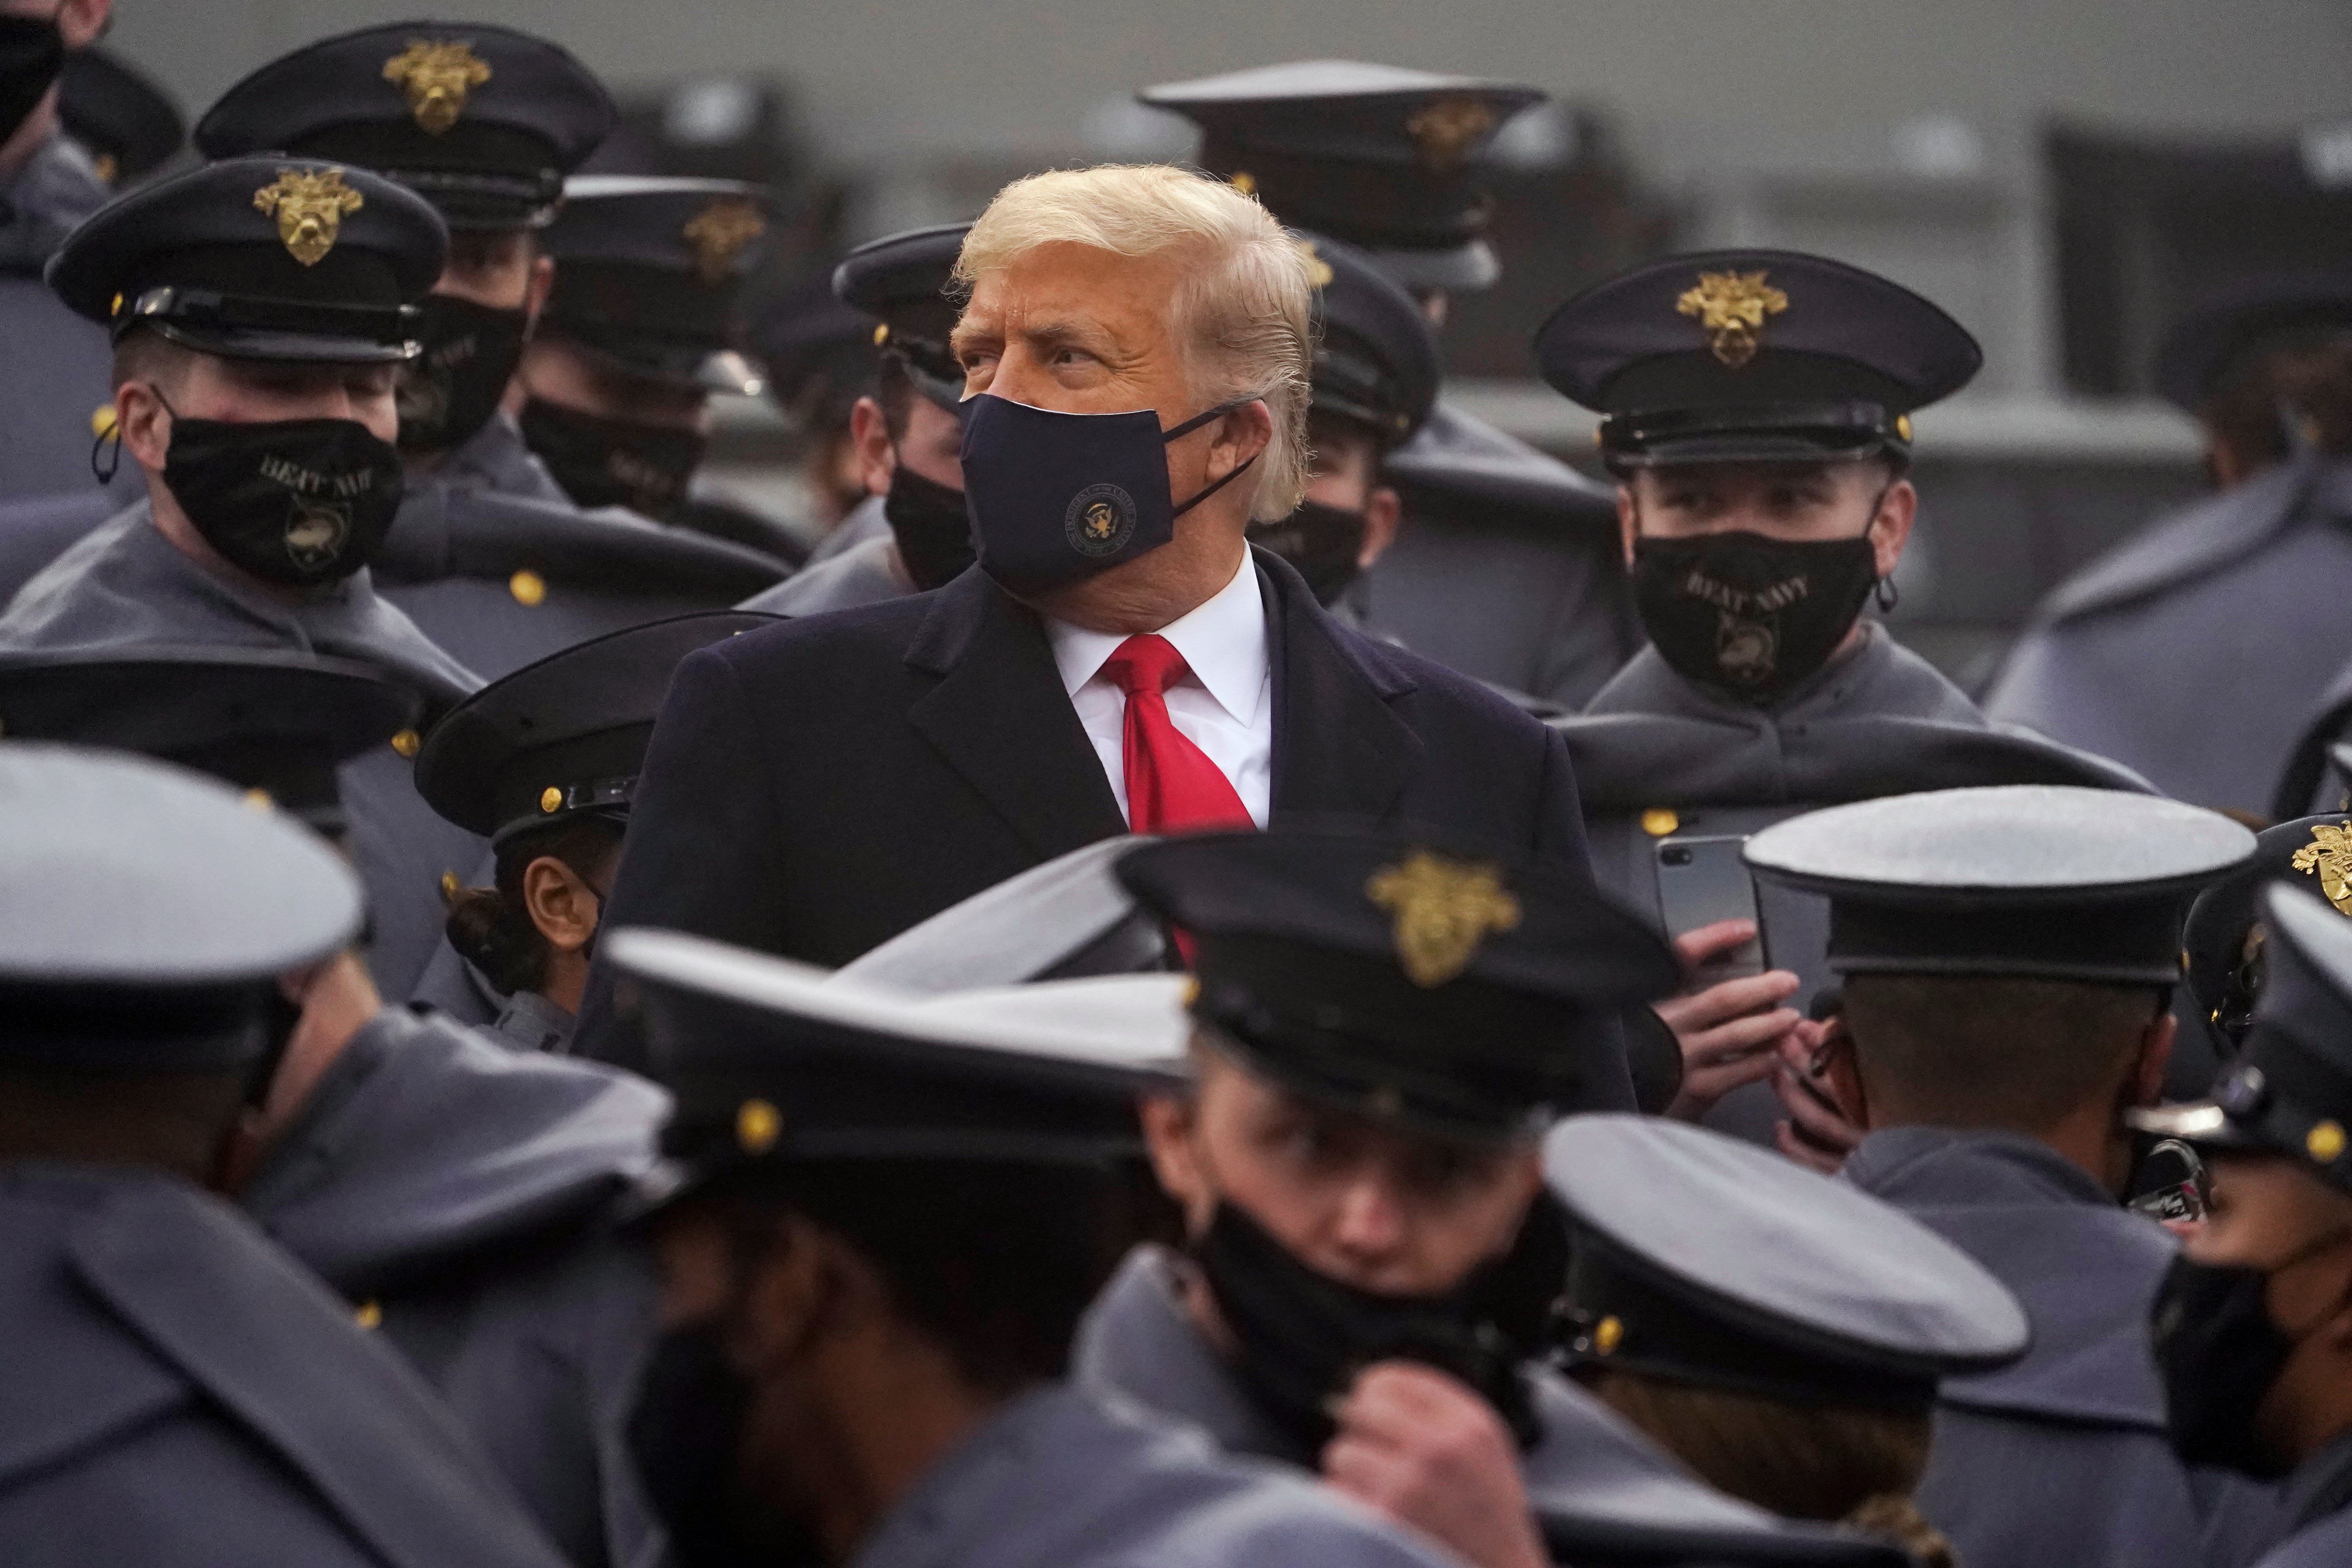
[1614,432,1891,468]
[155,322,417,364]
[1364,239,1498,293]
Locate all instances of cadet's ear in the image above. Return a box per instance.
[117,379,172,475]
[1356,485,1402,570]
[736,1211,849,1372]
[1137,1090,1210,1234]
[850,395,895,497]
[1817,1018,1870,1129]
[521,855,602,955]
[2132,1008,2177,1109]
[1615,482,1639,568]
[523,252,556,326]
[57,0,111,52]
[1867,476,1917,580]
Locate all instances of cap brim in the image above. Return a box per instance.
[2125,1101,2264,1150]
[1363,239,1498,293]
[153,321,419,364]
[1611,431,1895,468]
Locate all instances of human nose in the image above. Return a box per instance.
[1327,1168,1411,1262]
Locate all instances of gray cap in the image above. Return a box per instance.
[834,837,1166,994]
[1549,1114,2029,1409]
[608,930,1189,1209]
[0,743,363,1069]
[1744,785,2255,984]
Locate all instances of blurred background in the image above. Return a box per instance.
[101,0,2352,683]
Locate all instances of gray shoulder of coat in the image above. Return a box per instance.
[2025,457,2322,627]
[245,1007,669,1294]
[740,534,908,616]
[803,493,891,565]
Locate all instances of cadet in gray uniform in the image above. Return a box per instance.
[1080,827,1913,1568]
[0,0,122,504]
[2136,886,2352,1568]
[1742,784,2287,1568]
[1985,275,2352,814]
[1533,248,2149,1149]
[410,610,778,1038]
[194,22,784,685]
[1546,1114,2028,1561]
[0,153,488,1005]
[0,744,570,1568]
[519,174,804,564]
[606,927,1492,1568]
[1142,61,1637,708]
[745,222,976,616]
[2177,813,2352,1066]
[0,644,678,1568]
[752,268,883,553]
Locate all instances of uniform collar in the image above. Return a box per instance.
[1046,552,1268,729]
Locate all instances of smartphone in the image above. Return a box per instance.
[1655,834,1763,982]
[2127,1138,2211,1225]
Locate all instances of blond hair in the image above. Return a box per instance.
[954,164,1313,521]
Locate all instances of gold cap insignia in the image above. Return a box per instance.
[2290,822,2352,916]
[684,199,767,285]
[1293,239,1335,291]
[1405,96,1497,172]
[509,568,547,606]
[736,1098,783,1154]
[439,870,460,903]
[382,40,492,136]
[2310,1119,2347,1163]
[1639,808,1681,838]
[1592,1315,1624,1354]
[1365,849,1523,988]
[352,1300,383,1330]
[253,168,364,268]
[1676,270,1789,369]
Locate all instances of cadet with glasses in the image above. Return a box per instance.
[2136,884,2352,1568]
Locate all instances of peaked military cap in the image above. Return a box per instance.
[542,175,774,394]
[59,47,184,188]
[1296,229,1440,446]
[1550,1115,2028,1409]
[415,610,776,845]
[1117,828,1679,1138]
[2183,813,2352,1048]
[0,646,417,834]
[47,154,445,361]
[2153,272,2352,413]
[193,21,615,229]
[2135,886,2352,1199]
[1537,249,1982,470]
[835,222,971,412]
[1383,403,1616,524]
[1744,785,2255,985]
[0,743,362,1070]
[1142,60,1541,291]
[608,929,1190,1208]
[752,268,874,428]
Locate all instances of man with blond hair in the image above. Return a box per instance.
[574,165,1599,1068]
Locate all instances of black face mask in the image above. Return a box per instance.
[1249,500,1369,606]
[397,296,530,455]
[1631,530,1879,704]
[958,394,1254,589]
[882,462,975,592]
[0,16,63,149]
[520,397,708,519]
[159,399,405,587]
[1194,1199,1543,1455]
[2152,1228,2352,1478]
[625,1324,826,1568]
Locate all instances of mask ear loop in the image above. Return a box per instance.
[1164,399,1262,520]
[1864,479,1900,614]
[92,385,180,486]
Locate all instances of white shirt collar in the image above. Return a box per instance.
[1045,553,1268,725]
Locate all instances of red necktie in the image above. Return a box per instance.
[1100,634,1254,834]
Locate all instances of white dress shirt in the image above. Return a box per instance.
[1046,554,1272,828]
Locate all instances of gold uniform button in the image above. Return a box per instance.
[90,404,118,439]
[539,786,564,814]
[1593,1315,1624,1354]
[1895,413,1914,442]
[509,569,547,606]
[439,870,461,903]
[353,1300,383,1330]
[736,1098,783,1154]
[390,728,421,759]
[1640,809,1681,838]
[2310,1120,2346,1163]
[242,788,274,812]
[872,323,891,346]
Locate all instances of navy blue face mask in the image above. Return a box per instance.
[957,394,1256,588]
